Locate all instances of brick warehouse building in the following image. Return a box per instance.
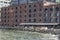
[1,2,60,29]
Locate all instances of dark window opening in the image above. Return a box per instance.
[39,4,41,6]
[16,7,18,9]
[5,9,7,11]
[33,19,36,22]
[45,8,48,11]
[34,9,36,12]
[8,20,9,22]
[12,8,13,10]
[56,7,59,11]
[8,8,9,10]
[50,8,53,11]
[29,5,31,7]
[39,19,41,22]
[4,16,6,18]
[34,5,36,7]
[29,14,31,17]
[40,9,42,11]
[25,6,27,8]
[2,24,3,26]
[4,20,6,22]
[29,19,31,22]
[15,24,18,26]
[20,6,22,8]
[15,19,18,22]
[29,9,32,13]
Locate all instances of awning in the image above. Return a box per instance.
[19,23,59,25]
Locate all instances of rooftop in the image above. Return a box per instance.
[43,1,58,6]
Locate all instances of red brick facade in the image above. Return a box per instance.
[1,2,60,26]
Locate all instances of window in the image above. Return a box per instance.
[30,0,37,1]
[20,11,22,13]
[29,9,32,13]
[29,14,31,17]
[15,11,18,13]
[44,18,46,22]
[24,15,27,17]
[51,13,57,16]
[33,19,36,22]
[2,24,3,26]
[45,8,48,12]
[20,6,22,8]
[8,20,9,22]
[7,24,9,26]
[49,13,51,16]
[57,18,59,22]
[39,4,41,6]
[4,20,6,22]
[5,24,6,26]
[57,12,59,16]
[11,8,13,10]
[40,9,42,11]
[49,18,51,22]
[8,8,9,10]
[54,13,57,16]
[15,19,18,22]
[51,18,54,22]
[25,6,27,8]
[45,13,48,17]
[29,5,31,7]
[8,12,9,14]
[50,8,53,11]
[4,9,7,11]
[39,0,43,2]
[29,19,31,22]
[33,14,36,17]
[4,16,6,18]
[34,5,36,7]
[4,2,8,3]
[34,9,36,12]
[55,18,57,22]
[16,7,18,9]
[56,7,59,11]
[39,19,41,22]
[15,24,17,26]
